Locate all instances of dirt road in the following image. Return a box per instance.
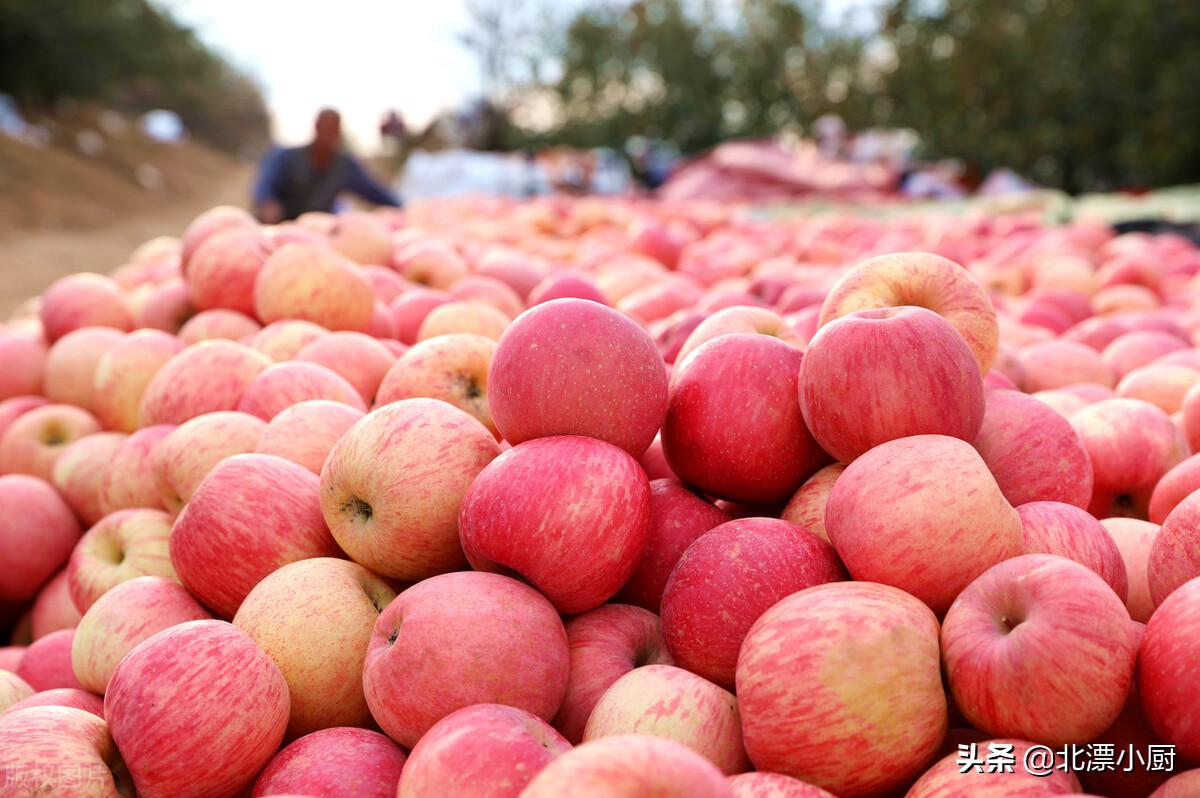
[0,164,255,318]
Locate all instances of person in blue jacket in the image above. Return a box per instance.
[253,108,401,223]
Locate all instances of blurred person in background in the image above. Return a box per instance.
[253,107,401,223]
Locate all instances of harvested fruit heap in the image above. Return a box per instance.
[1,195,1200,798]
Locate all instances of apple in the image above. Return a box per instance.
[179,205,257,270]
[1016,501,1128,601]
[0,403,102,482]
[1071,398,1188,519]
[71,576,211,695]
[637,433,677,480]
[1102,330,1188,380]
[154,411,266,513]
[520,735,735,798]
[905,737,1083,797]
[233,557,397,738]
[252,727,407,798]
[43,327,125,413]
[17,629,84,691]
[254,242,375,332]
[138,341,273,426]
[1149,453,1200,523]
[397,704,570,798]
[294,332,397,406]
[0,670,34,713]
[389,288,454,344]
[170,453,342,618]
[250,320,330,362]
[236,361,367,421]
[374,333,498,437]
[0,475,82,603]
[416,300,511,341]
[1018,340,1117,392]
[460,435,651,614]
[39,272,132,343]
[726,773,837,797]
[450,274,526,319]
[1102,517,1160,624]
[67,509,176,613]
[618,275,704,325]
[361,264,411,303]
[30,567,82,639]
[95,425,173,515]
[0,396,49,442]
[1078,680,1188,798]
[104,620,289,798]
[584,664,749,775]
[127,278,196,334]
[183,226,271,317]
[0,332,47,400]
[826,435,1023,615]
[0,706,134,796]
[176,308,262,345]
[2,687,104,719]
[49,432,126,526]
[651,310,707,364]
[800,306,985,463]
[490,298,668,458]
[1138,575,1200,762]
[661,518,846,689]
[320,399,499,581]
[1147,491,1200,607]
[614,479,730,613]
[362,571,569,748]
[1150,771,1200,797]
[779,463,844,543]
[92,330,185,433]
[256,400,364,475]
[664,334,826,504]
[478,251,550,300]
[942,554,1138,746]
[674,305,804,365]
[736,581,947,797]
[392,238,470,289]
[528,271,609,306]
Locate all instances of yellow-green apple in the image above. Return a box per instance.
[665,334,825,503]
[389,288,454,344]
[1071,398,1187,519]
[1102,330,1188,379]
[1017,339,1116,391]
[905,737,1083,797]
[320,399,499,581]
[450,274,525,319]
[971,389,1094,509]
[736,582,947,797]
[0,332,47,400]
[0,404,102,482]
[397,704,570,798]
[527,271,609,306]
[177,308,262,345]
[1138,576,1200,762]
[0,670,34,713]
[71,576,211,695]
[252,726,407,798]
[154,411,266,513]
[67,509,176,612]
[179,204,257,270]
[138,341,272,426]
[30,567,82,638]
[675,306,803,366]
[233,558,396,738]
[254,242,374,332]
[127,278,195,334]
[104,620,289,798]
[1103,517,1160,624]
[727,772,837,797]
[294,332,397,405]
[520,734,734,798]
[1150,454,1200,523]
[0,706,134,796]
[552,603,673,744]
[825,434,1023,615]
[818,251,998,374]
[43,327,125,413]
[1117,364,1200,414]
[661,518,845,689]
[184,227,271,316]
[92,330,184,433]
[250,320,330,362]
[374,333,498,437]
[39,273,133,342]
[779,463,844,543]
[0,475,82,603]
[17,629,84,690]
[614,479,729,613]
[800,306,985,463]
[392,238,469,289]
[235,362,367,421]
[460,436,651,614]
[1150,771,1200,797]
[584,664,749,774]
[96,425,174,515]
[0,396,49,443]
[1148,492,1200,607]
[362,571,569,748]
[942,554,1138,746]
[170,453,341,618]
[1016,501,1128,601]
[3,687,104,718]
[256,400,363,475]
[490,298,668,458]
[51,432,127,525]
[417,300,511,341]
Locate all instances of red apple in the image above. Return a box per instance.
[1138,575,1200,762]
[0,706,134,795]
[675,305,804,365]
[180,205,257,270]
[185,226,270,316]
[727,773,837,797]
[0,475,82,603]
[374,333,498,437]
[67,509,176,612]
[416,300,511,341]
[43,327,125,413]
[235,361,367,421]
[905,737,1083,797]
[254,242,375,332]
[0,332,47,401]
[1150,771,1200,797]
[0,669,34,713]
[250,319,330,362]
[138,340,272,426]
[1149,453,1200,523]
[50,431,127,526]
[389,288,453,344]
[1017,501,1128,601]
[256,400,364,475]
[252,727,407,798]
[0,403,102,482]
[30,567,82,639]
[2,687,104,718]
[96,425,174,515]
[92,329,184,433]
[177,308,262,345]
[17,629,84,691]
[1148,491,1200,608]
[39,273,132,343]
[1103,517,1160,624]
[154,410,266,513]
[293,331,397,406]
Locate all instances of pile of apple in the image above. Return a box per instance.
[1,195,1200,798]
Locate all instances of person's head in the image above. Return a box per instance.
[313,108,342,149]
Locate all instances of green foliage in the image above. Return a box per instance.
[0,0,269,153]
